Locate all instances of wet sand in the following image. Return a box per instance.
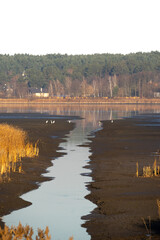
[84,115,160,240]
[0,115,75,227]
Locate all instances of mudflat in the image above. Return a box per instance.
[0,114,75,227]
[84,115,160,240]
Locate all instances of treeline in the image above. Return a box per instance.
[0,51,160,98]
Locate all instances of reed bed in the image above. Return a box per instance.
[0,223,73,240]
[0,124,39,180]
[136,159,160,178]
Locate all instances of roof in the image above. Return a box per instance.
[29,88,49,94]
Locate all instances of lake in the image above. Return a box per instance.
[2,104,160,240]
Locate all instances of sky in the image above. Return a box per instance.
[0,0,160,55]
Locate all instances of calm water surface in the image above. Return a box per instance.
[2,104,160,240]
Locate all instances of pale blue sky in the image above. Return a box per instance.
[0,0,159,55]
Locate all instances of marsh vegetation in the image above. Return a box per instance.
[136,158,160,178]
[0,124,39,181]
[0,223,73,240]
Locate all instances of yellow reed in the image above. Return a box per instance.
[0,223,73,239]
[136,162,139,177]
[0,124,39,177]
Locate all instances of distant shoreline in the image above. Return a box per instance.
[1,97,160,104]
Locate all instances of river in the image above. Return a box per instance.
[2,104,160,240]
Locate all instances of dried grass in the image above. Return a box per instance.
[136,158,160,178]
[136,162,139,177]
[0,223,73,239]
[0,124,39,180]
[141,217,152,240]
[0,223,50,240]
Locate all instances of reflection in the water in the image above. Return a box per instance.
[1,103,160,126]
[0,124,39,181]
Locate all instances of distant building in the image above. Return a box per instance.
[29,88,49,98]
[154,92,160,98]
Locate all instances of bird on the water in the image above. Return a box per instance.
[51,120,55,124]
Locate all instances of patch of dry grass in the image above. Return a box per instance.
[0,223,74,239]
[136,159,160,178]
[0,124,39,180]
[0,223,50,240]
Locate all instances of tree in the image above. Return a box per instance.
[48,80,54,97]
[0,52,160,98]
[53,80,64,97]
[16,82,29,98]
[64,77,72,96]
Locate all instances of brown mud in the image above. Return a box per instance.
[0,115,75,228]
[84,115,160,240]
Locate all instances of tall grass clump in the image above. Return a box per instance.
[0,124,39,179]
[136,157,160,178]
[0,223,74,239]
[0,223,51,240]
[142,159,160,177]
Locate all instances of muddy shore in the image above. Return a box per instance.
[0,114,75,228]
[84,115,160,240]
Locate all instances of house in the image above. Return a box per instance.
[154,92,160,98]
[29,88,49,98]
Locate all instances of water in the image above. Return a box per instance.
[2,104,160,239]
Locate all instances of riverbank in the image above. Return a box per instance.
[1,97,160,104]
[0,114,75,228]
[84,115,160,240]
